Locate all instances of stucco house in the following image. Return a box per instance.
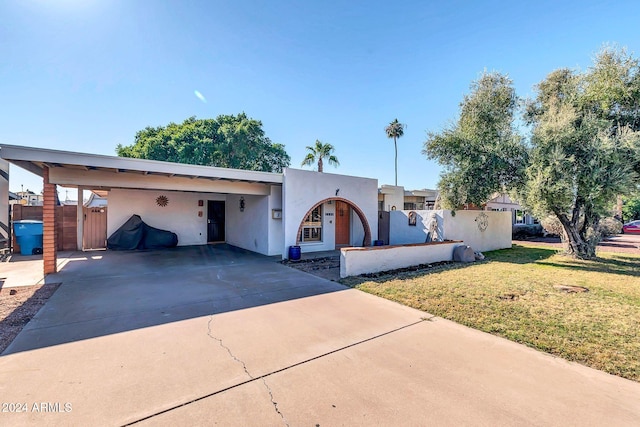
[0,144,378,275]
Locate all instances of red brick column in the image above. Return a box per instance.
[43,167,57,274]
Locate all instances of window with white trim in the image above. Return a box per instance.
[300,205,323,242]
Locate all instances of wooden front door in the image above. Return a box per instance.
[207,201,225,242]
[335,201,350,248]
[83,206,107,250]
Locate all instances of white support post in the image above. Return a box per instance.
[77,187,83,251]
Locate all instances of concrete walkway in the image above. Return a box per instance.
[1,245,639,426]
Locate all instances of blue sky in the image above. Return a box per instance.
[1,0,639,197]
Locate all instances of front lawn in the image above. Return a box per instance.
[341,244,640,381]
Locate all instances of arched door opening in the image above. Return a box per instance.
[296,197,372,249]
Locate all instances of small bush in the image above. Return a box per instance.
[512,224,543,239]
[541,216,563,238]
[600,217,622,237]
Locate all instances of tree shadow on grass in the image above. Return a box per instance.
[341,259,488,286]
[489,245,559,264]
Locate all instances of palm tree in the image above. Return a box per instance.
[385,119,406,186]
[300,140,339,172]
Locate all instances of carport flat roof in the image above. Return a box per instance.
[0,144,283,185]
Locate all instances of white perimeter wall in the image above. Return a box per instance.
[442,210,512,252]
[389,209,511,252]
[389,210,444,245]
[282,168,378,257]
[340,242,460,278]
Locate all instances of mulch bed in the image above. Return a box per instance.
[0,283,61,354]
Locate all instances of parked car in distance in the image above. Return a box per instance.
[622,220,640,234]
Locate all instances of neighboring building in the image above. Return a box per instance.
[484,193,537,225]
[12,190,44,206]
[403,189,438,210]
[379,186,535,226]
[378,185,438,211]
[84,192,108,208]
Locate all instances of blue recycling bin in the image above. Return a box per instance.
[13,220,44,256]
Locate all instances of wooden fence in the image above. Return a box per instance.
[11,204,78,252]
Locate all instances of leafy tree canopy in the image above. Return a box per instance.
[423,71,528,208]
[622,194,640,221]
[116,113,291,173]
[424,47,640,259]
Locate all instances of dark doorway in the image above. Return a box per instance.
[378,210,390,245]
[207,201,225,242]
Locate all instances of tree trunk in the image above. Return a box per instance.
[394,137,398,186]
[555,211,596,259]
[318,157,323,173]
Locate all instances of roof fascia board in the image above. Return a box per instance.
[0,144,283,184]
[49,167,273,195]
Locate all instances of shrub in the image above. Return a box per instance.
[600,217,622,237]
[512,223,543,239]
[541,216,564,238]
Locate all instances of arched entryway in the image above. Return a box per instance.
[295,197,372,248]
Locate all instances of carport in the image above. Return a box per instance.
[0,144,283,275]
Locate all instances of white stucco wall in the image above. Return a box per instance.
[388,209,511,252]
[442,210,512,252]
[108,189,222,247]
[226,193,270,255]
[282,168,378,257]
[389,210,444,245]
[340,241,460,278]
[109,186,282,256]
[268,185,284,256]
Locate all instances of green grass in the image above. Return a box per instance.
[341,244,640,381]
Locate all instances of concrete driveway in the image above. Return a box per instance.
[1,245,639,426]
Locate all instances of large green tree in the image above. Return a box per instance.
[424,48,640,259]
[423,72,527,209]
[622,195,640,221]
[300,140,339,172]
[521,48,640,258]
[116,113,291,173]
[385,119,406,186]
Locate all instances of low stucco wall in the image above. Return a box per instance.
[340,241,461,278]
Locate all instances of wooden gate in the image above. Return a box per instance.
[83,206,107,250]
[378,210,390,245]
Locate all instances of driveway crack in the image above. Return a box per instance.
[207,285,289,426]
[206,315,253,380]
[262,377,289,426]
